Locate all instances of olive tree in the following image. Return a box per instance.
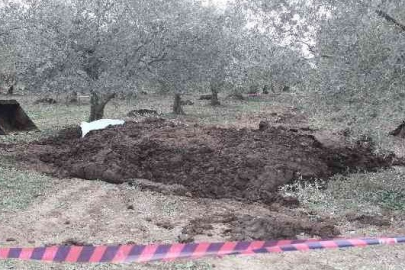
[155,3,249,109]
[12,0,190,121]
[243,0,404,125]
[0,1,24,94]
[300,0,404,133]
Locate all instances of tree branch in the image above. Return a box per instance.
[298,41,333,59]
[147,51,168,65]
[375,10,405,32]
[0,26,22,37]
[123,44,145,67]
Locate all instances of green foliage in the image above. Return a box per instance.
[303,0,405,131]
[374,190,405,211]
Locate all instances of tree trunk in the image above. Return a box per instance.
[172,93,185,115]
[262,85,269,94]
[7,85,14,95]
[210,84,221,106]
[68,91,78,103]
[89,91,116,122]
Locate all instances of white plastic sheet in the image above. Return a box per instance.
[80,119,125,137]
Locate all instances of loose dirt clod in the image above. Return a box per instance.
[127,109,159,117]
[228,215,339,240]
[5,238,16,242]
[47,238,93,247]
[20,118,399,205]
[180,213,340,241]
[346,213,391,227]
[199,94,212,100]
[51,126,82,142]
[34,98,57,104]
[180,100,194,106]
[156,221,175,230]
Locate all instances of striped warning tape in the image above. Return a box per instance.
[0,237,404,263]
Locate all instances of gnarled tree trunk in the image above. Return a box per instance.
[7,85,14,95]
[210,83,221,106]
[89,91,116,122]
[172,93,185,115]
[262,85,269,94]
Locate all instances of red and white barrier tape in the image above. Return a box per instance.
[0,237,404,263]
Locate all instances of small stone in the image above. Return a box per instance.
[178,234,194,244]
[258,121,270,131]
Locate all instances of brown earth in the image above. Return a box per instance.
[345,212,392,227]
[17,118,400,206]
[179,213,340,243]
[3,176,405,270]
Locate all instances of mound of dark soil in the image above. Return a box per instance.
[54,126,82,141]
[23,118,399,205]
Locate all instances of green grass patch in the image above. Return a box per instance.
[0,167,54,211]
[281,169,405,215]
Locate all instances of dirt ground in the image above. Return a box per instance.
[1,178,405,270]
[1,94,405,269]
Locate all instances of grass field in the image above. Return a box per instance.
[1,91,405,270]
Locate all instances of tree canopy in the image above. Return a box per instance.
[1,0,403,122]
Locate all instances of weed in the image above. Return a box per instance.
[281,169,405,215]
